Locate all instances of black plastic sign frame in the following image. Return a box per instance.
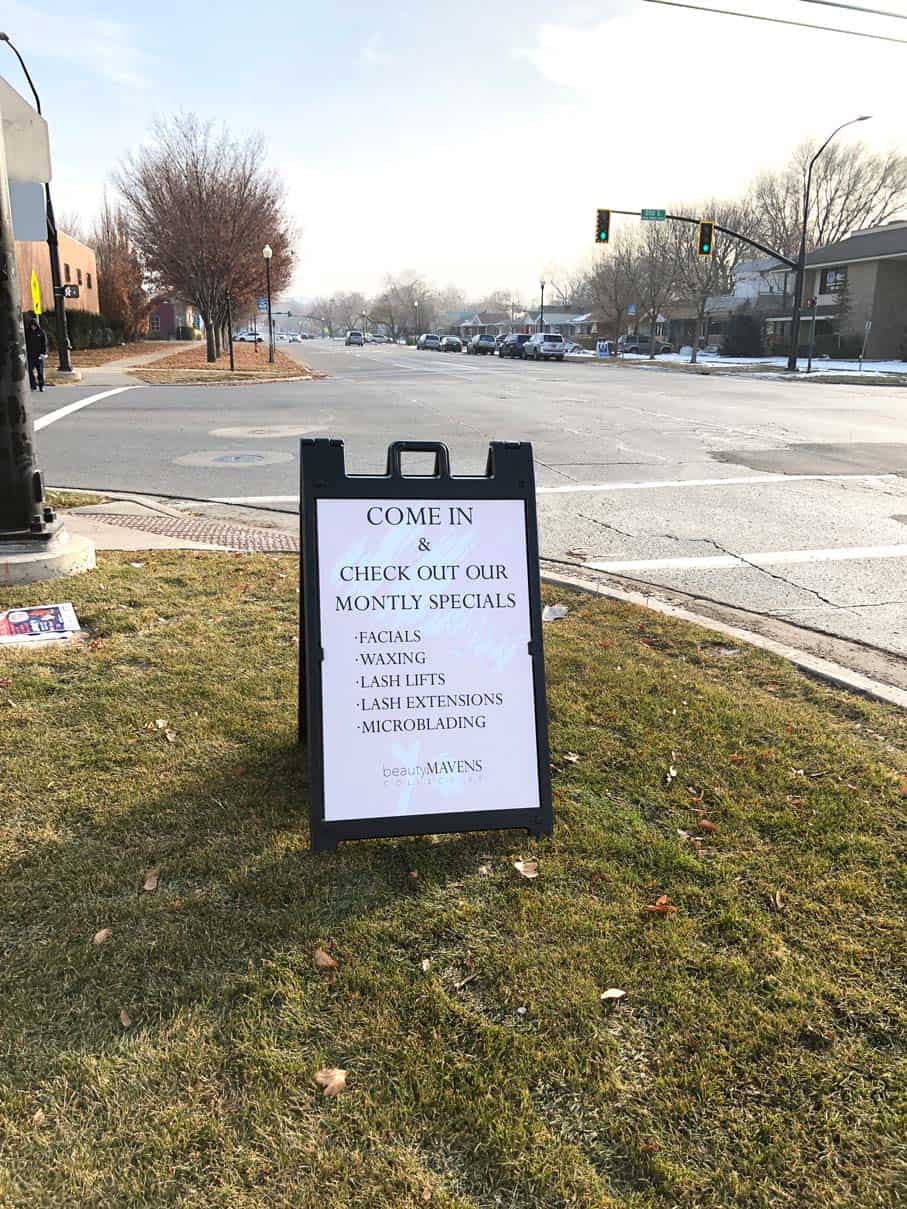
[299,438,553,852]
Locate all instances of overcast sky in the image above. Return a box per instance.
[3,0,906,303]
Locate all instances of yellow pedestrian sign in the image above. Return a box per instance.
[30,269,41,316]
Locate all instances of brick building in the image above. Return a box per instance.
[14,231,99,317]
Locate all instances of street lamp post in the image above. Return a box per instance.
[786,115,871,372]
[0,32,73,374]
[413,298,419,344]
[539,281,545,332]
[262,244,274,364]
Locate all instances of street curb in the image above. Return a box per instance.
[540,566,907,711]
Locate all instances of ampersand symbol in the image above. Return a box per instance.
[418,538,431,552]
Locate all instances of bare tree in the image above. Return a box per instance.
[116,115,295,362]
[667,198,759,363]
[750,140,907,259]
[637,223,677,359]
[584,232,640,345]
[371,271,437,341]
[90,196,151,341]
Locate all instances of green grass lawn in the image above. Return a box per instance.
[0,553,904,1208]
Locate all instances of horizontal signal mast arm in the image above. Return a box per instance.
[604,209,798,270]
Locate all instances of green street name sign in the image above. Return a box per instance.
[640,208,666,221]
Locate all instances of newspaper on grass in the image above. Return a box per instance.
[0,603,81,646]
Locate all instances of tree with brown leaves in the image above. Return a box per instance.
[116,115,295,362]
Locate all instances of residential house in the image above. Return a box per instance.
[524,308,596,337]
[779,221,907,360]
[148,297,204,339]
[15,231,99,317]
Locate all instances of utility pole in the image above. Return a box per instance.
[226,289,235,372]
[539,280,545,332]
[0,34,72,374]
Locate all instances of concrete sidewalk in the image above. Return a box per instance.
[61,496,295,552]
[74,344,188,388]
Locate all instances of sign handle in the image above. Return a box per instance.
[385,441,451,479]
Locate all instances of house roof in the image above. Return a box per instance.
[735,256,786,275]
[806,221,907,268]
[525,310,593,325]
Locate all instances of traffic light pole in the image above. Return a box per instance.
[0,113,56,541]
[1,35,73,373]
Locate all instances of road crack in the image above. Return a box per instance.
[579,513,637,538]
[661,532,845,610]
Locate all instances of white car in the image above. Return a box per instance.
[524,332,566,361]
[234,331,263,343]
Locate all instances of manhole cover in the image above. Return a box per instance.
[174,449,295,468]
[210,424,328,439]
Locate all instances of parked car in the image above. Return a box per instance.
[468,333,497,355]
[234,331,263,343]
[618,334,672,355]
[370,334,387,344]
[498,333,531,359]
[417,333,442,350]
[524,332,566,361]
[440,336,462,352]
[345,330,364,346]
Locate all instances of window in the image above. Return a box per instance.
[87,272,92,289]
[820,266,848,294]
[64,263,71,283]
[77,268,82,286]
[150,314,161,332]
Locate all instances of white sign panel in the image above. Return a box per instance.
[316,497,541,822]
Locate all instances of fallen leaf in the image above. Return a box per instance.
[129,562,145,569]
[698,818,718,834]
[31,1108,46,1127]
[314,948,338,971]
[93,928,112,945]
[676,829,692,840]
[455,971,479,990]
[542,604,569,622]
[644,895,677,915]
[164,729,177,743]
[408,869,419,880]
[513,859,539,879]
[154,719,168,730]
[143,865,160,892]
[421,958,431,972]
[564,752,581,764]
[516,1005,527,1016]
[600,988,627,1003]
[898,778,907,797]
[314,1067,347,1097]
[421,1191,432,1203]
[774,889,784,910]
[478,864,492,877]
[728,753,745,765]
[119,1009,132,1028]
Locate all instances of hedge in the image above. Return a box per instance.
[33,309,125,351]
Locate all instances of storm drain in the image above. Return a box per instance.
[91,513,299,552]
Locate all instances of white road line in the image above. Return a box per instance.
[34,386,140,431]
[585,544,907,574]
[208,472,901,508]
[537,472,900,494]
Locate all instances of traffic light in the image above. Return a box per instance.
[697,220,715,256]
[596,208,611,244]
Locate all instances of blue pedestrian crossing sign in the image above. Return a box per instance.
[256,296,268,312]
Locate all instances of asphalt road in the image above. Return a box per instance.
[32,340,907,657]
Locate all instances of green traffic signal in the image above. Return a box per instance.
[596,208,611,244]
[697,220,715,257]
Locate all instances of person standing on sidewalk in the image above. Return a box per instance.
[25,316,47,392]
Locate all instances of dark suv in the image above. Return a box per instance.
[499,333,531,359]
